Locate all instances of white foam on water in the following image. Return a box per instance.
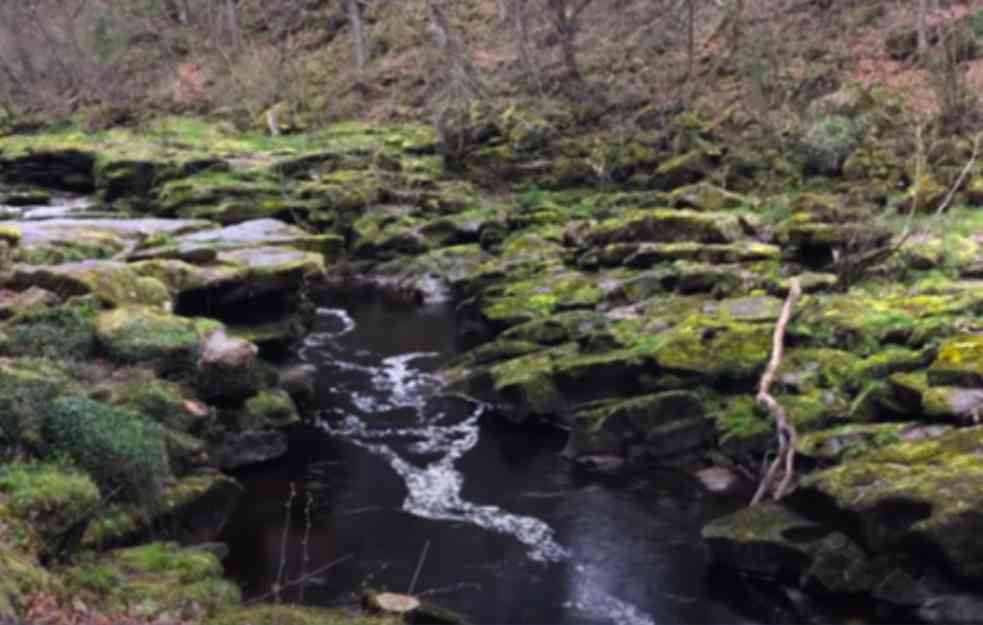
[304,308,655,624]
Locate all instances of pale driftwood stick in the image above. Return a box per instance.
[751,277,802,505]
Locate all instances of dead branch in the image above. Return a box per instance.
[751,276,802,505]
[935,130,983,216]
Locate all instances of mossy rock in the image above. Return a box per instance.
[83,472,241,549]
[0,462,99,556]
[712,395,771,454]
[585,209,745,247]
[623,241,780,268]
[0,357,74,453]
[669,182,754,212]
[106,375,209,433]
[650,149,713,190]
[566,391,706,458]
[63,542,240,619]
[776,347,862,394]
[43,395,171,505]
[95,307,200,370]
[1,299,99,360]
[703,502,870,594]
[928,334,983,387]
[240,389,300,429]
[9,261,171,310]
[796,422,950,463]
[489,350,566,422]
[500,310,607,346]
[649,315,772,383]
[207,605,401,625]
[922,386,983,423]
[797,426,983,582]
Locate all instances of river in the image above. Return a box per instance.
[220,291,839,624]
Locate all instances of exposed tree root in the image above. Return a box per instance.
[751,277,802,505]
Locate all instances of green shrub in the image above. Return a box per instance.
[43,396,171,505]
[799,115,863,175]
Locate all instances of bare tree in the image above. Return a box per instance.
[544,0,594,83]
[346,0,367,82]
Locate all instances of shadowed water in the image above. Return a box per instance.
[221,292,763,624]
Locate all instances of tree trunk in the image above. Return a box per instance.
[917,0,929,58]
[346,0,367,79]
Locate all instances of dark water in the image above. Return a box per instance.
[220,293,765,624]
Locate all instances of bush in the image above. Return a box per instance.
[43,396,171,505]
[798,115,863,176]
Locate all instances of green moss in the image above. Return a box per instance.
[83,473,239,548]
[0,462,99,553]
[649,315,772,382]
[108,376,205,433]
[94,307,200,369]
[43,396,171,504]
[64,542,240,619]
[2,300,99,360]
[713,395,770,452]
[0,358,74,454]
[798,115,862,175]
[206,605,401,625]
[586,208,745,246]
[241,390,299,429]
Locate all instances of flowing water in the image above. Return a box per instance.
[221,292,784,624]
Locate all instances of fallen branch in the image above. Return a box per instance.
[935,130,983,216]
[751,277,802,505]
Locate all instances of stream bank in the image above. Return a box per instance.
[0,93,983,622]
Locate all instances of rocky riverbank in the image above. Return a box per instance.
[2,87,983,622]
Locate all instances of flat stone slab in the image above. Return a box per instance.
[128,218,342,263]
[1,217,215,264]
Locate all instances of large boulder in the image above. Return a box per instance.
[95,307,201,370]
[194,330,265,400]
[703,502,871,594]
[795,426,983,582]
